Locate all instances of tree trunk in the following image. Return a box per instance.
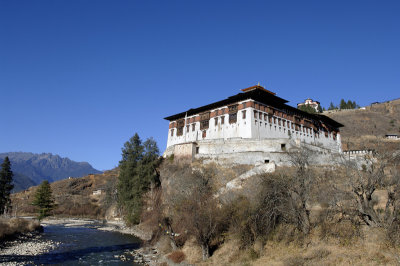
[301,209,310,234]
[201,243,210,260]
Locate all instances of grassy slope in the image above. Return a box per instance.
[324,99,400,150]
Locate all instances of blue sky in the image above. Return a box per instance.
[1,0,399,170]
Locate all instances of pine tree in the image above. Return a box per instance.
[0,156,14,215]
[328,102,336,110]
[32,180,54,221]
[117,133,160,225]
[339,99,347,109]
[347,100,353,109]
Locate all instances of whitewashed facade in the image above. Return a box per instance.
[164,85,343,165]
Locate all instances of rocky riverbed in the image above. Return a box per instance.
[0,218,163,265]
[0,231,61,265]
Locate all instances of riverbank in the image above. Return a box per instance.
[1,217,164,265]
[0,217,42,242]
[41,218,164,265]
[0,231,61,265]
[1,218,148,265]
[0,218,60,266]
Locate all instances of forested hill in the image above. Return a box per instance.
[0,152,102,192]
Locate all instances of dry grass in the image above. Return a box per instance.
[0,218,41,240]
[181,237,202,264]
[325,99,400,150]
[246,226,400,266]
[167,250,186,263]
[179,223,400,266]
[319,221,361,246]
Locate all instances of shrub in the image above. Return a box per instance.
[230,172,304,248]
[387,219,400,247]
[319,221,360,246]
[0,218,40,240]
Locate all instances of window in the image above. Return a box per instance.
[281,144,286,151]
[215,117,218,126]
[242,110,246,119]
[192,124,195,131]
[254,111,257,118]
[186,125,189,133]
[264,114,267,121]
[221,116,225,124]
[199,112,210,130]
[229,113,237,124]
[243,102,247,108]
[177,127,183,136]
[200,120,209,130]
[264,159,270,163]
[259,112,262,119]
[177,119,184,127]
[228,104,238,114]
[176,119,184,136]
[196,147,199,154]
[171,129,174,136]
[202,130,207,138]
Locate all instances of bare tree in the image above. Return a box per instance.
[338,145,400,228]
[231,173,293,247]
[162,163,229,260]
[285,146,316,234]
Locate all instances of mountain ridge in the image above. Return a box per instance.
[0,152,102,192]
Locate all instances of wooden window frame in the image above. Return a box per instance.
[229,113,237,124]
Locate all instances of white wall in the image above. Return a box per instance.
[166,101,342,154]
[166,100,253,147]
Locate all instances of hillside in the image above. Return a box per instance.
[11,169,119,219]
[324,98,400,150]
[0,152,102,192]
[12,172,37,192]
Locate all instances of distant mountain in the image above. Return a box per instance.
[12,172,36,192]
[0,152,102,192]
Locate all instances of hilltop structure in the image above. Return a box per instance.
[164,85,343,165]
[297,98,321,113]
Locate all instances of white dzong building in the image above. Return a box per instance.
[164,85,343,165]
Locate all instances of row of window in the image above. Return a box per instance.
[253,110,318,135]
[171,112,312,137]
[170,109,337,140]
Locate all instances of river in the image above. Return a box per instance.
[0,221,142,265]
